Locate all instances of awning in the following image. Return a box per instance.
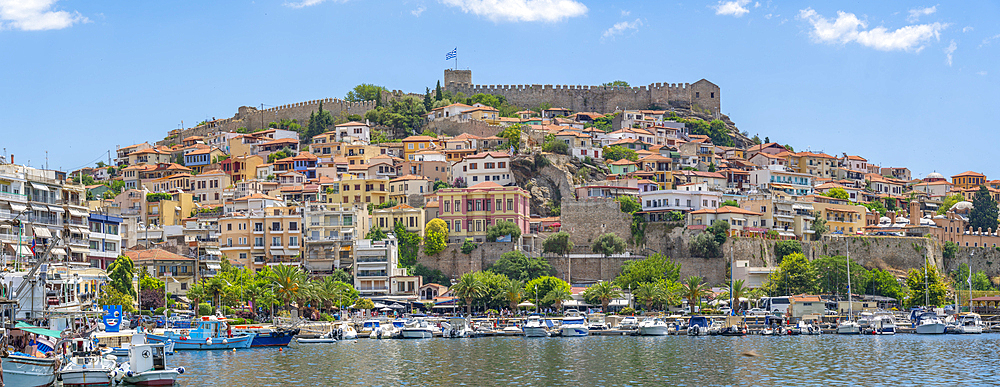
[14,322,62,338]
[341,228,354,234]
[207,263,222,270]
[174,206,182,211]
[68,208,88,217]
[49,247,67,256]
[69,226,88,234]
[4,243,32,256]
[33,227,52,238]
[778,231,796,237]
[30,183,49,192]
[339,245,352,251]
[205,247,221,255]
[792,203,814,210]
[770,184,793,189]
[358,263,387,270]
[47,205,64,213]
[69,246,89,254]
[8,203,26,213]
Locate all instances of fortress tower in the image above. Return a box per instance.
[444,69,472,86]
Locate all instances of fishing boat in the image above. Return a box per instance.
[400,317,435,339]
[58,337,118,387]
[231,325,300,347]
[1,306,59,387]
[914,311,947,334]
[559,309,589,337]
[956,313,984,334]
[637,317,669,336]
[871,311,896,335]
[616,316,639,330]
[686,316,710,336]
[836,239,862,335]
[523,314,550,337]
[146,316,255,350]
[296,331,338,343]
[111,339,184,386]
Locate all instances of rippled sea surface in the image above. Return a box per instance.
[170,334,1000,386]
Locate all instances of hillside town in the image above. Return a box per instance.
[2,77,999,327]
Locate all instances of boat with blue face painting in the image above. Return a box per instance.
[146,316,255,350]
[560,309,589,337]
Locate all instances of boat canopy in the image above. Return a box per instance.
[14,322,63,338]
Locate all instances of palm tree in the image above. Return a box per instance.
[582,281,623,312]
[543,287,573,310]
[634,282,662,311]
[682,276,709,314]
[318,277,356,311]
[204,277,226,315]
[451,273,486,315]
[269,264,306,311]
[501,279,524,310]
[187,283,207,316]
[731,279,747,313]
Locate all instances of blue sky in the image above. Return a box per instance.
[1,0,998,180]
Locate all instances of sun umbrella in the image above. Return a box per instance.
[390,303,405,309]
[517,301,536,308]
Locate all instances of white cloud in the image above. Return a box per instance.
[754,2,760,8]
[977,70,987,76]
[906,6,936,23]
[798,8,946,52]
[285,0,330,8]
[602,18,641,41]
[962,26,973,33]
[412,6,425,16]
[621,10,630,17]
[713,0,750,17]
[981,34,1000,48]
[439,0,586,22]
[944,40,956,66]
[0,0,88,31]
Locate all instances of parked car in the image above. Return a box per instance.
[748,308,769,316]
[719,307,732,315]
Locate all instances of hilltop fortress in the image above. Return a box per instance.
[443,69,721,115]
[157,69,721,145]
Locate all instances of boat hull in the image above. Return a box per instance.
[60,369,113,387]
[560,326,589,337]
[123,370,181,386]
[638,326,668,336]
[400,329,434,339]
[836,323,860,335]
[916,323,946,334]
[146,333,255,350]
[523,327,549,337]
[959,326,983,334]
[2,355,57,387]
[249,329,299,347]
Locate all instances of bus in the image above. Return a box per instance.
[758,297,791,315]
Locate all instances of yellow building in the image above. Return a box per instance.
[402,135,436,161]
[802,195,867,235]
[461,106,500,124]
[952,171,986,190]
[145,192,196,226]
[373,203,426,237]
[218,203,303,269]
[322,176,391,207]
[344,144,381,166]
[791,151,838,179]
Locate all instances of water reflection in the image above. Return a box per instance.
[170,334,1000,386]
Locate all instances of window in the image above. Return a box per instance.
[290,236,298,246]
[470,163,477,170]
[507,199,514,211]
[89,241,100,250]
[289,222,298,231]
[467,200,474,211]
[444,201,450,212]
[104,241,117,251]
[272,237,281,246]
[239,253,247,260]
[475,200,482,211]
[227,223,232,231]
[255,237,263,247]
[255,223,263,232]
[455,220,461,232]
[497,199,502,211]
[181,266,188,273]
[455,200,461,212]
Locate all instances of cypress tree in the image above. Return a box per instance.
[424,87,433,111]
[435,80,443,101]
[970,185,999,233]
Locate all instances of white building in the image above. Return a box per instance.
[750,166,814,197]
[637,188,722,221]
[353,237,406,296]
[335,121,371,144]
[451,152,513,186]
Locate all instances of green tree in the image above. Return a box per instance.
[317,277,358,310]
[943,241,958,259]
[423,218,449,255]
[461,238,478,254]
[730,279,747,313]
[810,212,827,240]
[613,253,680,290]
[267,147,295,164]
[451,272,487,315]
[822,187,850,200]
[330,269,353,284]
[582,281,623,312]
[497,125,523,153]
[525,276,571,306]
[811,255,866,296]
[106,255,137,298]
[774,240,802,263]
[98,286,136,313]
[592,233,626,257]
[423,87,433,111]
[364,96,427,134]
[393,220,422,268]
[601,80,630,87]
[720,200,738,207]
[435,80,443,101]
[904,264,949,308]
[689,232,720,258]
[353,298,375,310]
[486,220,521,242]
[543,286,573,310]
[616,196,642,215]
[861,200,887,216]
[488,251,555,282]
[763,253,818,296]
[345,83,388,102]
[366,226,387,241]
[970,185,999,232]
[937,193,966,215]
[602,146,638,162]
[884,197,898,212]
[542,139,569,155]
[681,276,709,312]
[306,102,335,139]
[500,279,524,310]
[412,264,450,286]
[542,232,574,256]
[707,220,730,245]
[859,268,904,301]
[633,281,677,311]
[432,181,450,191]
[268,264,307,311]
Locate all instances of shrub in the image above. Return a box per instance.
[461,238,479,254]
[620,307,636,315]
[223,306,234,316]
[198,303,212,316]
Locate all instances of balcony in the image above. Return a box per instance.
[356,257,387,263]
[357,286,389,292]
[357,270,387,277]
[0,192,27,201]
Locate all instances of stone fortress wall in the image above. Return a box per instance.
[443,69,721,115]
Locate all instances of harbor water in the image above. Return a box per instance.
[168,334,1000,386]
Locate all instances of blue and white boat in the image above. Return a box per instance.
[560,309,589,337]
[231,325,300,347]
[687,316,710,336]
[146,316,255,350]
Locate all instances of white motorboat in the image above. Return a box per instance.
[686,316,710,336]
[836,320,861,335]
[334,322,358,340]
[444,317,476,338]
[957,313,984,334]
[560,310,590,337]
[401,317,435,339]
[707,320,725,335]
[358,319,382,337]
[637,318,669,336]
[587,313,610,331]
[111,341,184,386]
[794,321,821,335]
[523,314,550,337]
[761,316,787,336]
[871,311,896,335]
[857,311,875,330]
[59,337,118,387]
[914,312,947,334]
[617,316,640,330]
[297,331,338,343]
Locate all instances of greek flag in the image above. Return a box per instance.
[445,48,457,60]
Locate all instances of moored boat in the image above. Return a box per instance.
[111,340,184,386]
[2,353,58,387]
[559,310,589,337]
[146,316,255,350]
[231,325,300,347]
[58,337,118,387]
[871,311,896,335]
[686,316,710,336]
[400,317,435,339]
[523,314,550,337]
[637,317,669,336]
[957,313,984,334]
[616,316,639,330]
[914,312,947,334]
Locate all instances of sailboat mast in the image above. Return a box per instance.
[730,242,734,316]
[847,238,852,320]
[924,252,929,306]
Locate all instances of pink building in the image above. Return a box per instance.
[434,182,531,243]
